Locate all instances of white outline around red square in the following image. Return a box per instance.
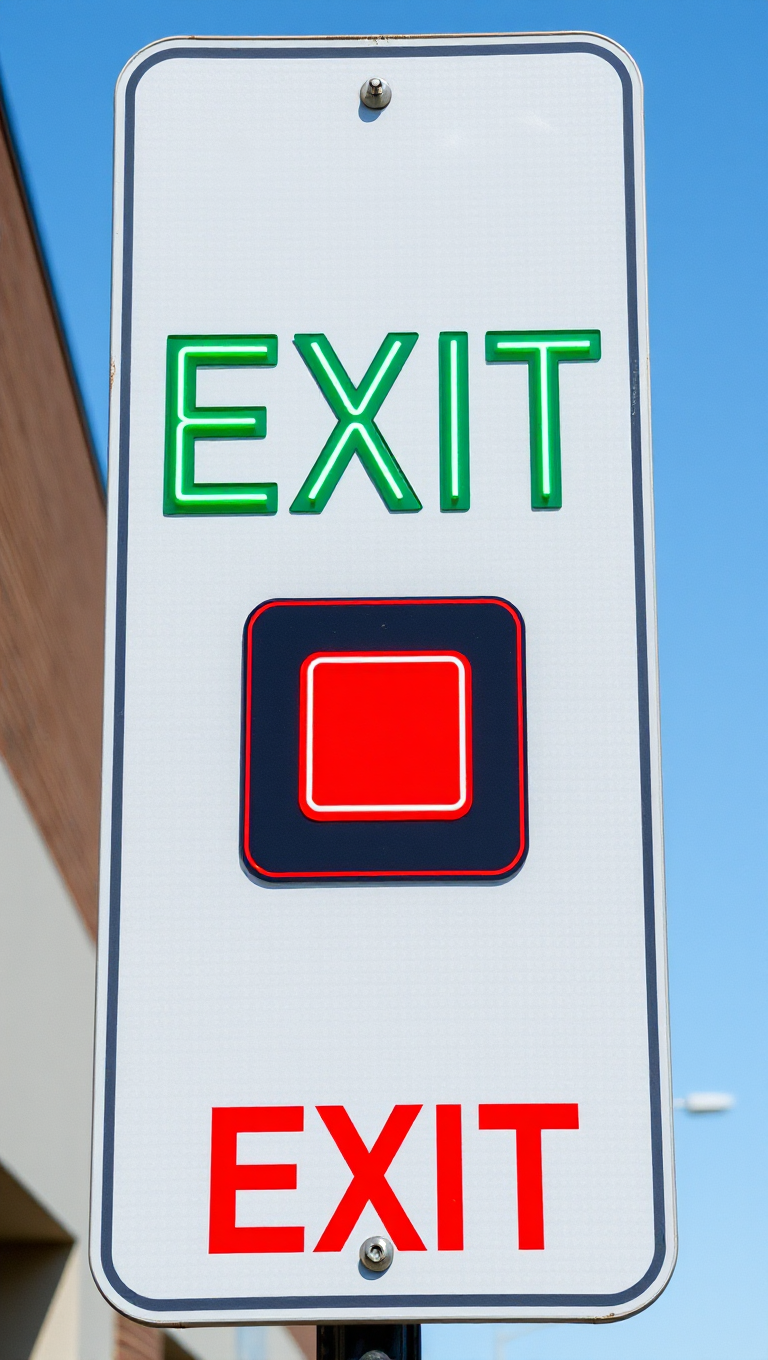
[299,651,473,821]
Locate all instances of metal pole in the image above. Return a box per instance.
[317,1324,421,1360]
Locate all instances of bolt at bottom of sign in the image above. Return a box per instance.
[360,1235,394,1272]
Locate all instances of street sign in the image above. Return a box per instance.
[91,33,675,1327]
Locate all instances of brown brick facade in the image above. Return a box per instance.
[113,1314,164,1360]
[287,1326,317,1360]
[0,96,105,938]
[111,1317,316,1360]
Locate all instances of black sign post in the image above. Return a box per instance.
[318,1323,421,1360]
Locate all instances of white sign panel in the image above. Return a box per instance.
[91,33,675,1326]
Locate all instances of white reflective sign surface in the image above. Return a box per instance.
[91,33,675,1326]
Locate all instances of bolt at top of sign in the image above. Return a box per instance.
[361,77,392,109]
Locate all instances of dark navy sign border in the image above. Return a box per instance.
[102,37,667,1314]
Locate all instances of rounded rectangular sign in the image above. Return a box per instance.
[91,32,675,1326]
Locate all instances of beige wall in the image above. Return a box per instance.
[0,755,113,1358]
[0,750,313,1360]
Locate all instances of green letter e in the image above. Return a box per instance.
[164,334,278,516]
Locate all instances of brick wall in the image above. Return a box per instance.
[0,99,105,939]
[113,1315,164,1360]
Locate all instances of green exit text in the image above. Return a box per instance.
[163,330,601,518]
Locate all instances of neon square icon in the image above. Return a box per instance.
[299,652,473,821]
[241,596,527,885]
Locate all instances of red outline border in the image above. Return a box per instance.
[298,650,473,822]
[242,597,526,881]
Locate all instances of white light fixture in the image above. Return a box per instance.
[674,1092,735,1113]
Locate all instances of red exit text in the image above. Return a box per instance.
[209,1103,579,1255]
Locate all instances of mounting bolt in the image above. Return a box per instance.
[359,1234,394,1272]
[360,77,392,110]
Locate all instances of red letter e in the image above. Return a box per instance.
[209,1106,304,1253]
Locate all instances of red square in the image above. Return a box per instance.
[299,651,473,821]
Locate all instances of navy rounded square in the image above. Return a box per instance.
[241,597,527,884]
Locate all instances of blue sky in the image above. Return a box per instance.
[1,2,765,1356]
